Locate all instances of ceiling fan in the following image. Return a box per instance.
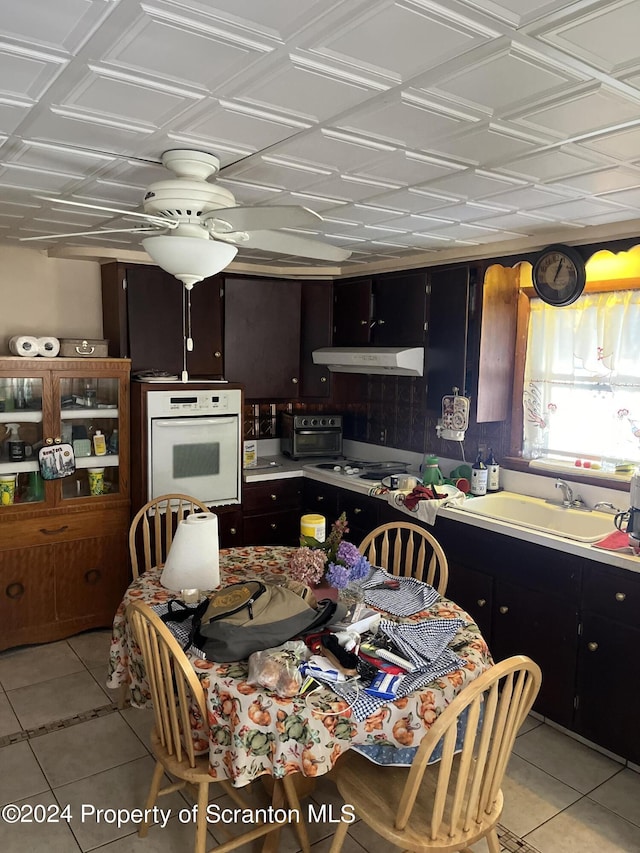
[20,148,351,287]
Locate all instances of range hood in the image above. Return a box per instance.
[312,346,424,376]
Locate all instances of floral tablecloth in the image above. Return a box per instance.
[108,545,492,788]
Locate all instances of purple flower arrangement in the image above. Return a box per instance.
[289,512,371,589]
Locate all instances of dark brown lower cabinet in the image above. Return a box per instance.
[444,559,492,640]
[242,478,302,546]
[491,579,578,728]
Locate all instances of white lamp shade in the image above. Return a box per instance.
[160,512,220,591]
[142,235,238,287]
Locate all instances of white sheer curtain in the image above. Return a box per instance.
[523,290,640,464]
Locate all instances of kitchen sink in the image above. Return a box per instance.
[459,491,616,543]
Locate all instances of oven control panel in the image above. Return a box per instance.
[147,389,242,417]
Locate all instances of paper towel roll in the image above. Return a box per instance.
[9,336,38,357]
[160,511,220,592]
[37,336,60,357]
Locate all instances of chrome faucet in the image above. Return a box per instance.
[593,501,622,514]
[555,479,574,507]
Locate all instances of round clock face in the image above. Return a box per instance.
[532,245,586,306]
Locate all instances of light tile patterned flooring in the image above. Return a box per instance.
[0,630,638,852]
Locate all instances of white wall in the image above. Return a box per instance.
[0,246,102,353]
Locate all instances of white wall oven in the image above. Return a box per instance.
[146,388,242,506]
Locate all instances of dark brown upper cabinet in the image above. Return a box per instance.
[333,271,428,347]
[224,276,302,399]
[101,262,223,378]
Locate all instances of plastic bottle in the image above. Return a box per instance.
[486,447,500,492]
[92,430,107,456]
[4,423,25,462]
[470,451,488,496]
[108,429,119,454]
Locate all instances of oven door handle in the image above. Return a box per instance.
[296,428,341,435]
[153,417,237,428]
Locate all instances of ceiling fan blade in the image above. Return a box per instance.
[33,195,174,227]
[208,205,322,233]
[234,230,351,262]
[20,226,162,242]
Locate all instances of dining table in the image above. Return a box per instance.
[108,545,493,789]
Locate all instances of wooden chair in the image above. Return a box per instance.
[359,521,449,595]
[129,493,212,579]
[329,655,542,853]
[127,600,310,853]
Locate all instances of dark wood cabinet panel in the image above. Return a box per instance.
[371,271,427,347]
[333,278,372,346]
[101,262,224,378]
[0,547,56,637]
[242,478,302,546]
[491,579,578,727]
[445,559,492,640]
[302,479,340,521]
[338,490,380,545]
[576,612,640,763]
[300,282,332,397]
[217,508,243,548]
[426,266,470,409]
[582,564,640,628]
[55,534,129,623]
[224,276,301,398]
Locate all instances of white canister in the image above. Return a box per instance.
[300,514,326,542]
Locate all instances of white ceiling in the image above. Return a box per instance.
[2,0,640,276]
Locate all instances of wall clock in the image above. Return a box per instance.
[532,244,586,306]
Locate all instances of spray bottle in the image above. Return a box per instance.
[4,423,26,462]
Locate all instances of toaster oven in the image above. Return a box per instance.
[280,413,343,460]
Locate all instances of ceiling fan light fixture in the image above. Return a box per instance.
[142,235,237,288]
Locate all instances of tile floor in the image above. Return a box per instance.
[0,629,639,853]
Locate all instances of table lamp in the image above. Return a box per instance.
[160,512,220,599]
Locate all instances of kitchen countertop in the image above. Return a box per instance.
[243,453,640,575]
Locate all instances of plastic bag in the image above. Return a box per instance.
[247,641,310,698]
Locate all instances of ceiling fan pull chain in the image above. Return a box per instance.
[186,288,194,352]
[181,286,189,383]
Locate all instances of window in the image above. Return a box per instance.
[521,289,640,470]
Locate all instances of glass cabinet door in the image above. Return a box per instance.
[0,377,45,506]
[57,375,121,501]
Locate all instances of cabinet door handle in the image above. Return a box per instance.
[320,376,327,383]
[360,320,368,325]
[84,569,101,585]
[39,525,69,535]
[354,507,362,514]
[477,598,486,607]
[214,351,221,358]
[270,523,277,529]
[270,494,277,501]
[377,319,385,325]
[587,642,599,652]
[6,582,25,600]
[291,378,298,384]
[316,495,324,502]
[229,527,237,535]
[499,606,509,614]
[615,592,626,602]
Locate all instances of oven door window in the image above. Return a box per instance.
[295,429,342,456]
[150,416,239,505]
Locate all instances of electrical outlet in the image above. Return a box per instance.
[379,429,387,444]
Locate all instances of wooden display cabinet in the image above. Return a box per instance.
[0,357,131,650]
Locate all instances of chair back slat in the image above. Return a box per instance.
[127,601,209,769]
[393,656,541,847]
[128,494,211,578]
[359,522,449,595]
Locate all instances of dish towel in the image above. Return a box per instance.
[389,484,465,525]
[592,530,636,553]
[362,568,439,616]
